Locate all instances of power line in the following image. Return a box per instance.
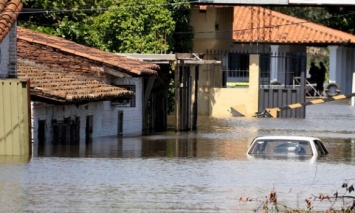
[17,4,355,36]
[18,1,198,14]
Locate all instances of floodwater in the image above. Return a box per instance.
[1,100,355,212]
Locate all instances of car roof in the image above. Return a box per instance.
[253,136,320,141]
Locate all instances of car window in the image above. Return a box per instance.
[249,141,267,154]
[249,140,312,155]
[314,140,328,155]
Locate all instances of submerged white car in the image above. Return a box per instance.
[247,136,329,156]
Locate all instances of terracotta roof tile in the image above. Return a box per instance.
[0,0,22,43]
[17,26,159,76]
[17,61,134,104]
[233,6,355,44]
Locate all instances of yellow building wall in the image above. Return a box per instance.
[191,6,234,53]
[200,55,260,117]
[0,79,31,155]
[190,7,260,117]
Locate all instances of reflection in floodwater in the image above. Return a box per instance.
[33,133,355,165]
[0,155,31,163]
[1,101,355,212]
[34,134,251,160]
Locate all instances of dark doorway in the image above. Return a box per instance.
[118,111,123,136]
[86,115,93,142]
[52,117,80,144]
[38,120,46,145]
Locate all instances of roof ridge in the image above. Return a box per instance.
[17,26,159,76]
[233,6,355,44]
[250,6,351,42]
[281,13,351,42]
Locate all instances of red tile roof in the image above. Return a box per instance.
[17,27,159,76]
[233,6,355,44]
[17,61,134,104]
[0,0,22,43]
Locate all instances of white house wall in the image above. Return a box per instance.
[0,28,11,78]
[31,78,144,143]
[8,25,17,77]
[329,46,355,94]
[1,25,17,78]
[110,77,143,133]
[32,134,143,157]
[344,47,355,94]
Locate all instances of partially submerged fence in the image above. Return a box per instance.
[205,50,308,118]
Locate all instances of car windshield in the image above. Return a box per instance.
[248,139,313,155]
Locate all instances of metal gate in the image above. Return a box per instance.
[206,49,308,118]
[258,52,307,118]
[259,87,305,118]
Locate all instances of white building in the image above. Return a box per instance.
[17,27,159,144]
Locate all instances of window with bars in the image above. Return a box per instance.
[228,53,249,78]
[111,85,136,107]
[227,52,270,79]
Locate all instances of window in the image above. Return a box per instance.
[228,53,249,78]
[111,85,136,107]
[52,117,80,144]
[227,52,270,79]
[260,53,270,78]
[249,140,312,155]
[314,140,328,155]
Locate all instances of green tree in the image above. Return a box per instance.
[323,6,355,35]
[272,6,355,35]
[168,0,193,53]
[86,0,175,53]
[19,0,193,53]
[19,0,112,43]
[271,6,329,25]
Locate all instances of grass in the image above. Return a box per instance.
[226,81,249,87]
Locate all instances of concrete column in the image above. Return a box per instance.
[174,59,180,131]
[345,47,352,94]
[329,45,340,84]
[352,73,355,107]
[270,45,279,81]
[249,54,260,115]
[351,49,355,88]
[329,46,346,87]
[341,47,348,93]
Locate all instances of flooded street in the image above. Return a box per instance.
[1,100,355,212]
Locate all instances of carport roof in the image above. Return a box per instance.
[117,53,221,65]
[233,6,355,45]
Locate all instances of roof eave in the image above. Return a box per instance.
[232,40,353,46]
[30,94,133,105]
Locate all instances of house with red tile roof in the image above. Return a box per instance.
[190,5,355,117]
[0,0,22,78]
[0,0,32,155]
[17,27,161,143]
